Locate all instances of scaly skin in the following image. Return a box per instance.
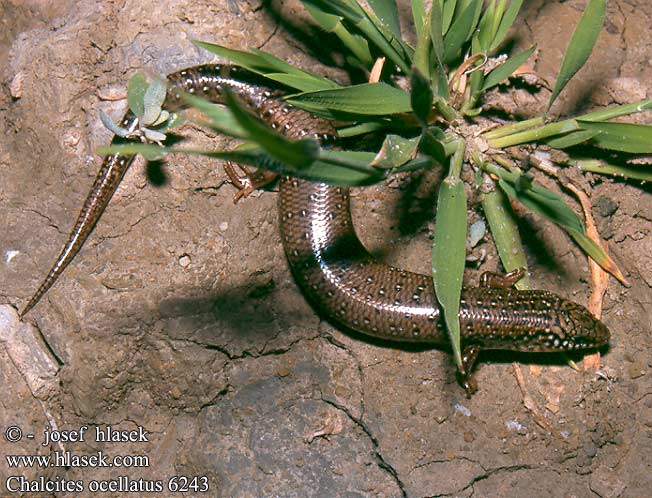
[22,64,610,390]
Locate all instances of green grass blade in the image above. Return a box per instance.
[356,16,412,73]
[429,1,449,97]
[99,144,383,186]
[419,129,447,164]
[430,0,445,61]
[180,92,248,138]
[574,159,652,182]
[194,41,336,88]
[194,41,285,73]
[477,0,497,51]
[215,148,382,185]
[287,83,412,115]
[413,2,431,77]
[484,163,584,233]
[393,155,434,173]
[222,91,320,167]
[302,0,364,22]
[442,0,458,34]
[565,228,619,280]
[487,163,621,277]
[498,179,584,233]
[488,119,579,148]
[546,0,606,112]
[367,0,402,38]
[304,1,342,30]
[411,69,434,125]
[481,188,530,290]
[481,46,535,91]
[443,0,482,63]
[336,121,387,137]
[577,121,652,153]
[304,3,374,65]
[432,172,468,370]
[264,73,339,92]
[411,0,425,38]
[250,48,334,81]
[546,129,600,149]
[489,0,523,51]
[371,135,420,169]
[483,117,544,140]
[578,99,652,121]
[98,143,168,157]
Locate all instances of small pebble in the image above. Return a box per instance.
[10,72,24,99]
[219,222,229,231]
[453,403,471,417]
[596,196,618,217]
[5,250,19,264]
[178,255,191,267]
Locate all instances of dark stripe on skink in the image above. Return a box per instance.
[21,64,610,362]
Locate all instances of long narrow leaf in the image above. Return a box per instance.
[411,69,433,125]
[489,0,523,51]
[497,178,584,233]
[304,3,374,65]
[194,40,335,89]
[430,1,449,97]
[411,0,426,39]
[566,228,623,283]
[482,188,530,290]
[577,120,652,153]
[547,0,606,111]
[484,163,623,287]
[302,0,365,22]
[432,175,467,370]
[477,0,498,51]
[223,91,319,167]
[546,130,600,149]
[485,163,584,233]
[574,159,652,182]
[287,83,412,115]
[180,92,248,138]
[443,0,482,62]
[442,0,458,34]
[481,46,535,91]
[99,143,383,186]
[304,0,412,72]
[371,135,420,169]
[264,73,339,92]
[430,0,445,61]
[413,4,431,77]
[367,0,402,38]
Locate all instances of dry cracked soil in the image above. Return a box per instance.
[1,0,652,497]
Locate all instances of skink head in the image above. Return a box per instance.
[553,299,611,350]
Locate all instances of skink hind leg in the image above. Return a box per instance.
[224,162,278,203]
[479,268,526,289]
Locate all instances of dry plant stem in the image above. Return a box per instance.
[448,53,486,95]
[562,181,612,371]
[512,363,555,433]
[369,57,385,83]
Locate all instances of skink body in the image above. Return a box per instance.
[21,64,610,384]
